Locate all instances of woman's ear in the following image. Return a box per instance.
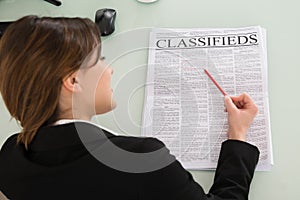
[62,71,81,93]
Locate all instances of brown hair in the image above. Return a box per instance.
[0,15,101,149]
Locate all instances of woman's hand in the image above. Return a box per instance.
[224,93,258,142]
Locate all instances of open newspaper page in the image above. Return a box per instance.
[141,26,273,171]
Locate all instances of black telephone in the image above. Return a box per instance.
[44,0,62,6]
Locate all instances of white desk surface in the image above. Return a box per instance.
[0,0,300,199]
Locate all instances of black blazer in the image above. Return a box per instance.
[0,121,259,200]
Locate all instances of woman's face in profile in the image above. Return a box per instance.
[75,47,116,117]
[94,57,116,114]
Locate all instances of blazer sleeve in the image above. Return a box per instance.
[208,140,260,200]
[138,138,259,200]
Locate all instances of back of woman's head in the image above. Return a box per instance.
[0,15,101,149]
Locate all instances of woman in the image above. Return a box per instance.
[0,15,259,200]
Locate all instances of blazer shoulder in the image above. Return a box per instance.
[0,133,19,152]
[110,135,166,153]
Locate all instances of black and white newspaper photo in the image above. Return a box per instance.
[142,26,273,171]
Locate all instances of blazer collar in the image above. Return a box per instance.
[29,121,114,152]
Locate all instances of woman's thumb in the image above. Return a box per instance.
[224,96,236,112]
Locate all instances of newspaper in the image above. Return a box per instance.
[141,26,273,171]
